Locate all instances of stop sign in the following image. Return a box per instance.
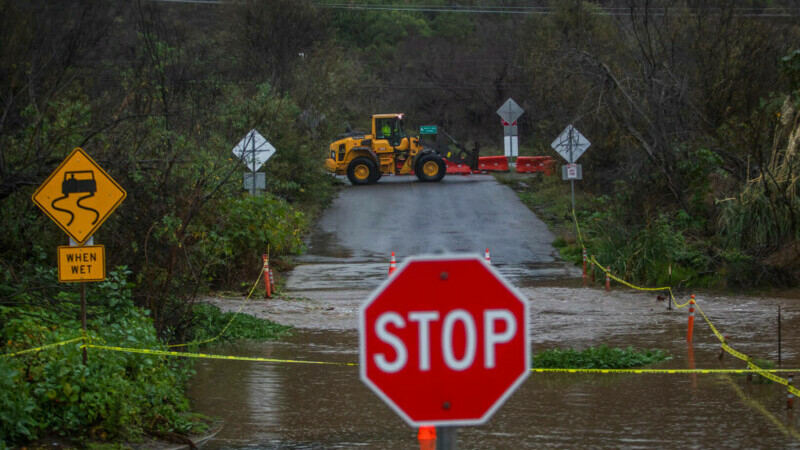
[359,255,530,427]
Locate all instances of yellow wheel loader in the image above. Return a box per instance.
[325,114,478,185]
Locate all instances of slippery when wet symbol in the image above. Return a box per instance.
[32,148,126,244]
[51,171,100,227]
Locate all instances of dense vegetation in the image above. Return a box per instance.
[0,266,288,447]
[532,345,671,370]
[0,269,203,445]
[2,0,800,445]
[2,0,799,330]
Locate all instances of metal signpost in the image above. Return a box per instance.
[32,147,126,363]
[360,255,530,449]
[497,98,524,159]
[551,125,591,212]
[232,129,276,195]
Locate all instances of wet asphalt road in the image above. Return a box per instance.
[300,174,556,264]
[287,174,578,295]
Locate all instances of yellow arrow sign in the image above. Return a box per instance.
[32,148,126,244]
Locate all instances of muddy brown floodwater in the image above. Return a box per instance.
[192,274,800,449]
[191,177,800,448]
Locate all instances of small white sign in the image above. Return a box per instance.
[567,164,578,179]
[232,129,276,171]
[243,172,266,190]
[504,136,519,157]
[561,164,583,180]
[551,125,590,164]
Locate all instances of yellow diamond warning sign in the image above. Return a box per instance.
[58,245,106,282]
[32,148,126,244]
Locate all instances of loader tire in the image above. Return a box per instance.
[347,157,377,185]
[415,154,446,182]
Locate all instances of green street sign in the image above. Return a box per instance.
[420,125,437,135]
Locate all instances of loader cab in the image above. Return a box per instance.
[373,114,407,147]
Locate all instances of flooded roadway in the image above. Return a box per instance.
[192,175,800,448]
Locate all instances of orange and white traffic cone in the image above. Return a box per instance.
[269,268,276,294]
[582,248,587,285]
[389,252,397,276]
[687,295,696,343]
[418,426,436,450]
[262,254,272,298]
[485,248,491,265]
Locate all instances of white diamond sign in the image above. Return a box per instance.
[497,98,524,124]
[232,129,276,171]
[551,125,590,164]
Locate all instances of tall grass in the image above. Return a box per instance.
[717,96,800,262]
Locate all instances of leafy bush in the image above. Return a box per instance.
[195,193,309,284]
[532,345,671,369]
[186,303,292,344]
[0,363,36,443]
[0,268,197,446]
[748,358,776,385]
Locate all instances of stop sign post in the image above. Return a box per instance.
[359,255,530,428]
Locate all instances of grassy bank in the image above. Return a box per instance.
[497,171,743,289]
[494,172,590,268]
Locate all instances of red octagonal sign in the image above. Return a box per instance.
[360,255,530,427]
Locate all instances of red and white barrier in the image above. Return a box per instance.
[444,159,472,175]
[516,156,555,175]
[477,156,509,172]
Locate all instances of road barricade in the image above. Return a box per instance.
[477,156,509,172]
[516,156,555,175]
[444,159,473,175]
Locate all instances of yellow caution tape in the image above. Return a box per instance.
[694,303,726,342]
[570,209,800,397]
[0,336,87,358]
[573,208,587,249]
[531,367,800,374]
[722,375,800,440]
[168,264,266,348]
[84,344,358,366]
[670,294,693,308]
[586,256,688,307]
[693,300,800,396]
[80,343,800,379]
[80,343,800,378]
[6,336,792,380]
[4,260,268,355]
[571,210,691,307]
[588,256,672,292]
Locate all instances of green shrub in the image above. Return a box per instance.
[748,358,776,384]
[0,268,196,446]
[0,362,36,443]
[186,303,292,344]
[194,193,309,285]
[532,345,671,369]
